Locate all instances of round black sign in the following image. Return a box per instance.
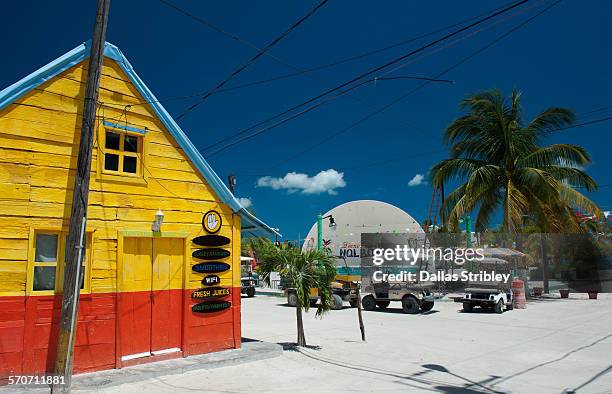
[192,300,231,313]
[192,262,230,274]
[202,274,221,286]
[192,248,231,260]
[193,234,231,247]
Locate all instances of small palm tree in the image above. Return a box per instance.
[249,238,336,347]
[431,89,600,233]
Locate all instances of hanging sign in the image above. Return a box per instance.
[192,248,230,260]
[192,234,230,247]
[202,210,222,233]
[191,287,231,299]
[192,300,231,313]
[192,262,230,274]
[202,274,221,286]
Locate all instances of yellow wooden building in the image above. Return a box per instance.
[0,41,278,377]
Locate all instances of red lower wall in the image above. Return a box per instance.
[0,287,241,380]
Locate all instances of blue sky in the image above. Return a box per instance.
[2,1,611,240]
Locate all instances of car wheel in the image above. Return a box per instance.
[361,295,376,311]
[287,292,298,307]
[245,287,255,298]
[462,302,473,312]
[494,299,504,314]
[331,294,343,310]
[376,301,390,310]
[402,296,420,314]
[420,300,434,312]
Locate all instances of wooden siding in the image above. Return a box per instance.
[0,57,238,297]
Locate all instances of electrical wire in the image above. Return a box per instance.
[137,0,518,107]
[174,0,330,120]
[234,0,560,174]
[197,0,530,155]
[203,76,453,158]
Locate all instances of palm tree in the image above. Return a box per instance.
[249,238,336,347]
[431,89,600,234]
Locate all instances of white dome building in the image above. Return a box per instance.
[302,200,423,276]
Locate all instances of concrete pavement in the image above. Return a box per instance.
[70,292,612,393]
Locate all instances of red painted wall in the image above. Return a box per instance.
[0,287,241,381]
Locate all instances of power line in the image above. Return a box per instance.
[542,116,612,134]
[146,0,516,107]
[203,76,453,158]
[174,0,330,120]
[249,0,561,173]
[198,0,530,155]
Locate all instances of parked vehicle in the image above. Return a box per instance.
[455,257,515,313]
[240,256,257,297]
[361,281,434,314]
[458,286,513,313]
[285,278,359,309]
[285,256,359,310]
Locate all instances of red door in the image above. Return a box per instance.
[119,237,183,361]
[150,238,183,353]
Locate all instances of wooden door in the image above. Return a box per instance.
[119,237,153,360]
[150,238,183,353]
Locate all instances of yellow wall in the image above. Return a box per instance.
[0,57,239,296]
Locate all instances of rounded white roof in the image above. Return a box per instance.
[302,200,423,265]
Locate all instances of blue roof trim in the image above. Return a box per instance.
[103,120,148,134]
[0,41,281,238]
[0,43,89,112]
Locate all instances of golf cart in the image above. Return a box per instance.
[285,256,360,310]
[455,257,514,313]
[240,256,257,297]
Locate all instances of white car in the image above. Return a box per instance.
[458,287,513,314]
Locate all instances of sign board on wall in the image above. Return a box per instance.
[193,234,230,247]
[191,287,230,299]
[192,300,231,313]
[192,262,230,274]
[202,210,222,233]
[202,274,221,286]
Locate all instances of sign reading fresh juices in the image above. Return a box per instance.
[191,287,230,299]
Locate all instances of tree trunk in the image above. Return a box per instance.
[296,299,306,347]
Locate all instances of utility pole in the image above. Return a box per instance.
[228,174,236,194]
[316,213,323,250]
[52,0,110,392]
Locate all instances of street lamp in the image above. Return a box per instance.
[459,215,472,272]
[458,215,472,247]
[317,214,336,250]
[152,209,164,232]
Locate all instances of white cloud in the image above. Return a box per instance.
[257,169,346,195]
[236,197,252,208]
[408,173,426,187]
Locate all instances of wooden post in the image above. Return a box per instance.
[356,286,365,341]
[52,0,110,392]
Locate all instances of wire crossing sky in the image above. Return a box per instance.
[1,0,611,238]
